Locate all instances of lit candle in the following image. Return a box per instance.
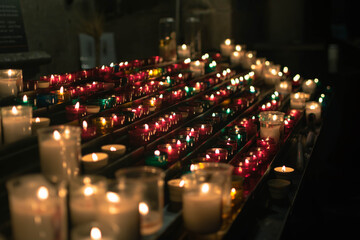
[177,44,191,59]
[157,144,181,162]
[220,38,235,57]
[81,153,109,172]
[66,102,87,121]
[1,106,32,144]
[242,51,256,69]
[0,69,22,98]
[6,174,67,240]
[194,123,213,138]
[145,150,168,168]
[37,126,81,183]
[101,144,126,158]
[98,192,140,239]
[182,179,222,234]
[274,165,295,180]
[275,81,292,95]
[69,176,107,226]
[31,117,50,135]
[205,148,228,162]
[305,101,321,124]
[167,178,184,211]
[81,120,97,141]
[93,117,114,135]
[189,60,205,77]
[259,111,285,144]
[230,51,241,65]
[290,92,309,109]
[302,79,316,94]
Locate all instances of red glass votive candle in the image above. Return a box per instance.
[157,144,181,162]
[128,126,153,146]
[219,136,238,152]
[205,112,222,125]
[134,123,157,136]
[203,94,221,105]
[110,113,126,127]
[194,123,213,138]
[65,102,87,121]
[256,137,277,156]
[81,120,97,141]
[165,139,187,152]
[205,148,228,162]
[178,127,200,142]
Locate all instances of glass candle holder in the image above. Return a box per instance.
[220,39,235,57]
[66,102,87,121]
[31,117,51,135]
[184,17,201,57]
[115,166,165,236]
[69,175,107,226]
[181,172,223,235]
[71,221,118,240]
[81,152,109,173]
[190,162,234,220]
[6,174,67,240]
[290,92,309,109]
[1,105,32,144]
[302,79,316,94]
[0,69,22,98]
[275,81,292,96]
[177,44,191,59]
[98,181,141,240]
[189,60,205,77]
[305,101,321,124]
[159,17,177,61]
[92,117,114,135]
[37,125,81,183]
[259,111,285,144]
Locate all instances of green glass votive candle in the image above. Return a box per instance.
[145,150,168,168]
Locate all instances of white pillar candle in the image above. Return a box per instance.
[183,183,222,234]
[177,44,191,59]
[305,101,321,123]
[302,79,317,94]
[38,126,81,183]
[98,192,140,240]
[259,111,285,144]
[220,39,235,57]
[0,69,22,98]
[251,58,265,77]
[1,106,32,144]
[230,51,242,65]
[290,92,309,109]
[167,179,184,203]
[6,174,67,240]
[81,152,109,172]
[31,117,51,135]
[189,60,205,77]
[70,176,107,226]
[242,51,256,69]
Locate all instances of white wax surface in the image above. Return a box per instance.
[260,123,282,143]
[220,43,234,57]
[183,192,222,234]
[2,115,31,144]
[70,197,98,226]
[290,98,306,109]
[81,153,108,172]
[39,139,80,182]
[9,195,67,240]
[98,198,140,239]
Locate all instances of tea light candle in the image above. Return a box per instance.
[267,179,291,199]
[182,182,222,234]
[81,152,109,172]
[274,165,295,180]
[145,150,168,168]
[2,106,32,144]
[305,101,321,124]
[220,39,235,57]
[31,117,50,135]
[177,44,191,59]
[66,102,87,121]
[101,144,126,158]
[86,105,101,114]
[81,120,97,141]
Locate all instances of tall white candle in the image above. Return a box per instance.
[177,44,191,59]
[230,51,242,65]
[189,60,205,77]
[38,126,81,183]
[0,69,22,98]
[259,111,285,143]
[7,175,67,240]
[1,106,32,144]
[98,192,140,239]
[220,39,235,57]
[183,183,222,234]
[305,101,321,123]
[302,79,316,94]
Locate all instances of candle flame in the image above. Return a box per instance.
[224,39,231,45]
[167,145,172,151]
[179,180,185,187]
[201,183,210,194]
[84,186,94,197]
[37,186,49,200]
[201,124,205,129]
[106,192,120,203]
[144,124,149,130]
[181,44,187,50]
[7,69,13,77]
[139,202,149,215]
[110,146,117,152]
[176,140,181,146]
[235,44,242,51]
[293,74,300,81]
[90,227,102,240]
[53,130,61,140]
[195,60,200,66]
[282,165,286,172]
[82,121,88,130]
[154,150,161,156]
[75,102,80,110]
[215,149,220,154]
[35,117,40,123]
[91,153,98,161]
[59,86,64,94]
[11,106,18,114]
[23,95,28,102]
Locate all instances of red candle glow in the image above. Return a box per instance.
[65,102,87,121]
